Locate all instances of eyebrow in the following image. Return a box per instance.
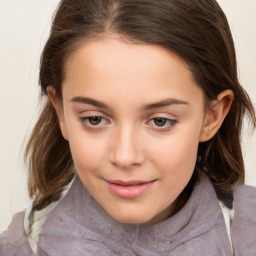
[143,98,189,110]
[71,96,109,109]
[71,96,189,110]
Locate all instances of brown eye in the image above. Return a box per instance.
[88,116,103,125]
[153,117,168,127]
[148,117,177,130]
[80,115,110,129]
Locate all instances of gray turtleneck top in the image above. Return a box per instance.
[1,173,256,255]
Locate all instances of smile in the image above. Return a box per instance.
[106,180,156,199]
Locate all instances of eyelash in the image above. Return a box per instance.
[79,116,177,131]
[147,117,177,130]
[79,116,109,128]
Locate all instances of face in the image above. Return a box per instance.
[52,37,210,225]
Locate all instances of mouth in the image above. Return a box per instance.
[105,179,156,199]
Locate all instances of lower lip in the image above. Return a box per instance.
[106,180,155,199]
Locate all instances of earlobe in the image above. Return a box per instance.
[199,90,234,142]
[47,87,68,140]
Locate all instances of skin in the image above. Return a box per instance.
[48,37,233,225]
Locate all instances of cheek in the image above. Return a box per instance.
[67,128,107,172]
[149,124,201,174]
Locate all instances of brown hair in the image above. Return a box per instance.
[25,0,256,210]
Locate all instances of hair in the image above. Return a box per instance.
[25,0,256,210]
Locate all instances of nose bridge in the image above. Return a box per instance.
[110,123,143,168]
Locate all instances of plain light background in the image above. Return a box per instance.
[0,0,255,232]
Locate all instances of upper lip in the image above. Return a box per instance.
[106,179,156,186]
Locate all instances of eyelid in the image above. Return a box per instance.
[79,111,111,129]
[146,114,178,130]
[80,116,109,125]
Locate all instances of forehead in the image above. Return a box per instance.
[62,37,204,108]
[65,37,190,79]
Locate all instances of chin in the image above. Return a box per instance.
[109,210,154,225]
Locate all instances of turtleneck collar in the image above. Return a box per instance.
[37,172,228,255]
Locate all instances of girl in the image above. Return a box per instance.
[1,0,256,255]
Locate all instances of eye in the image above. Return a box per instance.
[148,117,177,129]
[88,116,103,125]
[80,116,109,127]
[153,117,168,127]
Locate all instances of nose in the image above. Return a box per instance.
[110,126,145,169]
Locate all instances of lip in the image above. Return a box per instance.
[106,179,156,199]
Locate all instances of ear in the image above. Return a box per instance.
[200,90,234,142]
[47,86,68,140]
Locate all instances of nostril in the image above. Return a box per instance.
[109,129,145,168]
[110,149,144,169]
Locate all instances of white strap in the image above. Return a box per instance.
[219,201,234,254]
[25,178,75,253]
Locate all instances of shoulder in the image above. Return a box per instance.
[0,212,34,255]
[0,212,25,248]
[232,183,256,221]
[231,184,256,254]
[233,183,256,213]
[234,182,256,195]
